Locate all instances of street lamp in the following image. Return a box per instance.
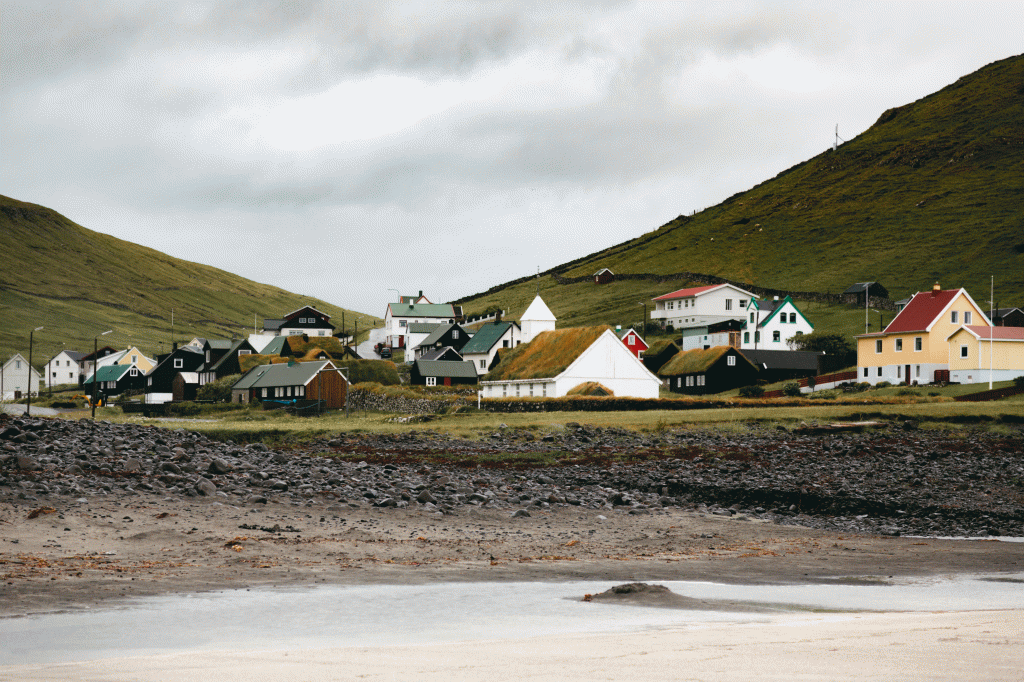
[26,326,43,417]
[638,301,647,335]
[92,330,113,419]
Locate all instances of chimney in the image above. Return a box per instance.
[494,310,502,324]
[932,282,941,297]
[418,290,423,298]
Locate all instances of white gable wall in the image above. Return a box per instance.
[554,330,661,398]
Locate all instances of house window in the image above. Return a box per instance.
[542,384,547,397]
[677,378,682,388]
[725,299,733,311]
[502,341,509,348]
[502,384,507,397]
[452,330,459,339]
[951,311,958,324]
[964,311,972,325]
[875,340,882,353]
[863,367,869,377]
[529,384,534,397]
[743,332,749,344]
[426,377,437,386]
[131,355,138,363]
[897,366,902,378]
[174,358,183,368]
[297,385,304,396]
[261,387,267,397]
[319,331,326,336]
[915,337,922,351]
[69,372,74,379]
[895,339,903,352]
[915,365,920,378]
[727,355,736,366]
[399,320,407,327]
[877,367,883,377]
[480,360,485,368]
[772,331,780,343]
[15,360,21,369]
[627,335,634,345]
[130,368,138,376]
[739,300,746,308]
[750,313,755,323]
[754,331,760,343]
[960,345,969,358]
[515,384,520,397]
[789,313,796,323]
[668,301,674,310]
[239,350,250,356]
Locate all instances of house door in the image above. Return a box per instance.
[905,365,911,384]
[443,377,451,386]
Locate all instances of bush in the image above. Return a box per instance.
[807,390,838,400]
[197,374,241,403]
[782,382,802,397]
[1014,376,1024,388]
[875,381,892,388]
[738,385,765,398]
[167,401,201,417]
[896,387,921,396]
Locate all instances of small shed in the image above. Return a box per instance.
[593,268,615,285]
[172,372,201,402]
[843,282,889,306]
[658,347,758,395]
[641,339,680,375]
[993,307,1024,327]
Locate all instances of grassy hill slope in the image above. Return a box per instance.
[0,196,380,362]
[456,54,1024,334]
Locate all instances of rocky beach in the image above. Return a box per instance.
[2,412,1023,617]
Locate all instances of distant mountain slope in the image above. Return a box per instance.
[0,195,378,362]
[458,54,1024,327]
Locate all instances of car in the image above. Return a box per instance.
[378,346,392,359]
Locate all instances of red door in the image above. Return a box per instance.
[444,377,451,386]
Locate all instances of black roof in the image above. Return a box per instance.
[739,349,823,371]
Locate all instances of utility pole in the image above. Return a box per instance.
[26,326,42,417]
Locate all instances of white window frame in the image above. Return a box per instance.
[727,355,736,366]
[960,345,969,358]
[915,337,922,352]
[964,311,972,325]
[426,376,436,386]
[875,340,883,353]
[725,299,733,311]
[174,358,183,368]
[452,330,459,339]
[895,339,902,352]
[951,311,958,324]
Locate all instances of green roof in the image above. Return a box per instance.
[259,337,288,355]
[408,322,442,334]
[484,326,610,382]
[389,303,455,318]
[415,360,478,379]
[83,363,132,384]
[461,322,514,354]
[420,323,455,347]
[232,360,337,390]
[207,339,252,372]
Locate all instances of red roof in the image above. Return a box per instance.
[882,289,961,334]
[960,326,1024,341]
[653,284,721,301]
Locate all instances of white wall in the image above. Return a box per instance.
[652,285,753,328]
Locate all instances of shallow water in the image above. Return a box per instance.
[2,574,1023,666]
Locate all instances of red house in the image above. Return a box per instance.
[618,328,648,359]
[593,268,615,285]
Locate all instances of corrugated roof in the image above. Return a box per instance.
[420,323,455,347]
[408,322,442,334]
[83,364,132,384]
[484,326,609,381]
[843,282,879,294]
[882,288,961,334]
[658,347,756,376]
[232,360,335,390]
[260,337,288,355]
[415,360,478,379]
[460,322,513,354]
[739,349,823,371]
[954,326,1024,341]
[389,303,455,318]
[653,284,720,301]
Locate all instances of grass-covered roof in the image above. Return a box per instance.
[483,326,610,381]
[658,347,738,377]
[566,381,614,396]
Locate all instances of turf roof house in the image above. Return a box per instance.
[481,326,661,399]
[460,320,522,375]
[855,284,990,385]
[946,326,1024,384]
[650,284,755,331]
[658,346,759,395]
[230,360,347,408]
[641,338,680,375]
[410,359,478,386]
[740,295,814,351]
[144,344,206,403]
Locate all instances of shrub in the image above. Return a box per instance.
[197,374,241,403]
[782,382,802,397]
[738,385,765,398]
[168,401,201,417]
[896,387,921,396]
[876,381,892,388]
[1014,376,1024,388]
[807,390,838,400]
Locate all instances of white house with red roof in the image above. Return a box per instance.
[855,284,990,385]
[651,283,756,330]
[946,325,1024,384]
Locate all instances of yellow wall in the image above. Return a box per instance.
[858,291,988,368]
[949,330,1024,370]
[115,347,155,372]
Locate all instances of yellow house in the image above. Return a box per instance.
[947,326,1024,384]
[855,284,990,385]
[114,346,156,373]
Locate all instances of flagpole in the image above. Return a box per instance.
[989,275,994,390]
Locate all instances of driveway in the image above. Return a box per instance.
[358,327,387,360]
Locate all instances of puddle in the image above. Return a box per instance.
[2,574,1022,666]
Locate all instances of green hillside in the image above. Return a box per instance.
[0,196,380,363]
[457,54,1024,333]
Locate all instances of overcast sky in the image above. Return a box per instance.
[3,1,1021,318]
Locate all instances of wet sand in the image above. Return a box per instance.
[2,495,1022,617]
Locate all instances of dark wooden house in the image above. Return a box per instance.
[82,364,147,401]
[641,338,680,375]
[593,268,615,284]
[146,345,206,398]
[414,323,472,359]
[843,282,889,306]
[198,338,257,384]
[411,360,478,386]
[993,307,1024,327]
[658,346,759,395]
[739,349,825,384]
[230,360,347,408]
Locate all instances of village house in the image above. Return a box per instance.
[44,349,86,388]
[384,299,459,349]
[641,339,680,375]
[1,353,42,400]
[658,346,759,395]
[480,326,661,399]
[410,359,478,386]
[460,320,521,375]
[739,349,825,384]
[741,295,814,351]
[855,284,990,385]
[651,284,756,330]
[145,345,206,403]
[679,319,743,351]
[413,322,472,360]
[946,326,1024,384]
[198,338,257,384]
[519,294,556,344]
[617,327,648,359]
[992,307,1024,327]
[593,268,615,284]
[260,305,336,338]
[230,360,347,408]
[82,363,147,401]
[843,282,889,306]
